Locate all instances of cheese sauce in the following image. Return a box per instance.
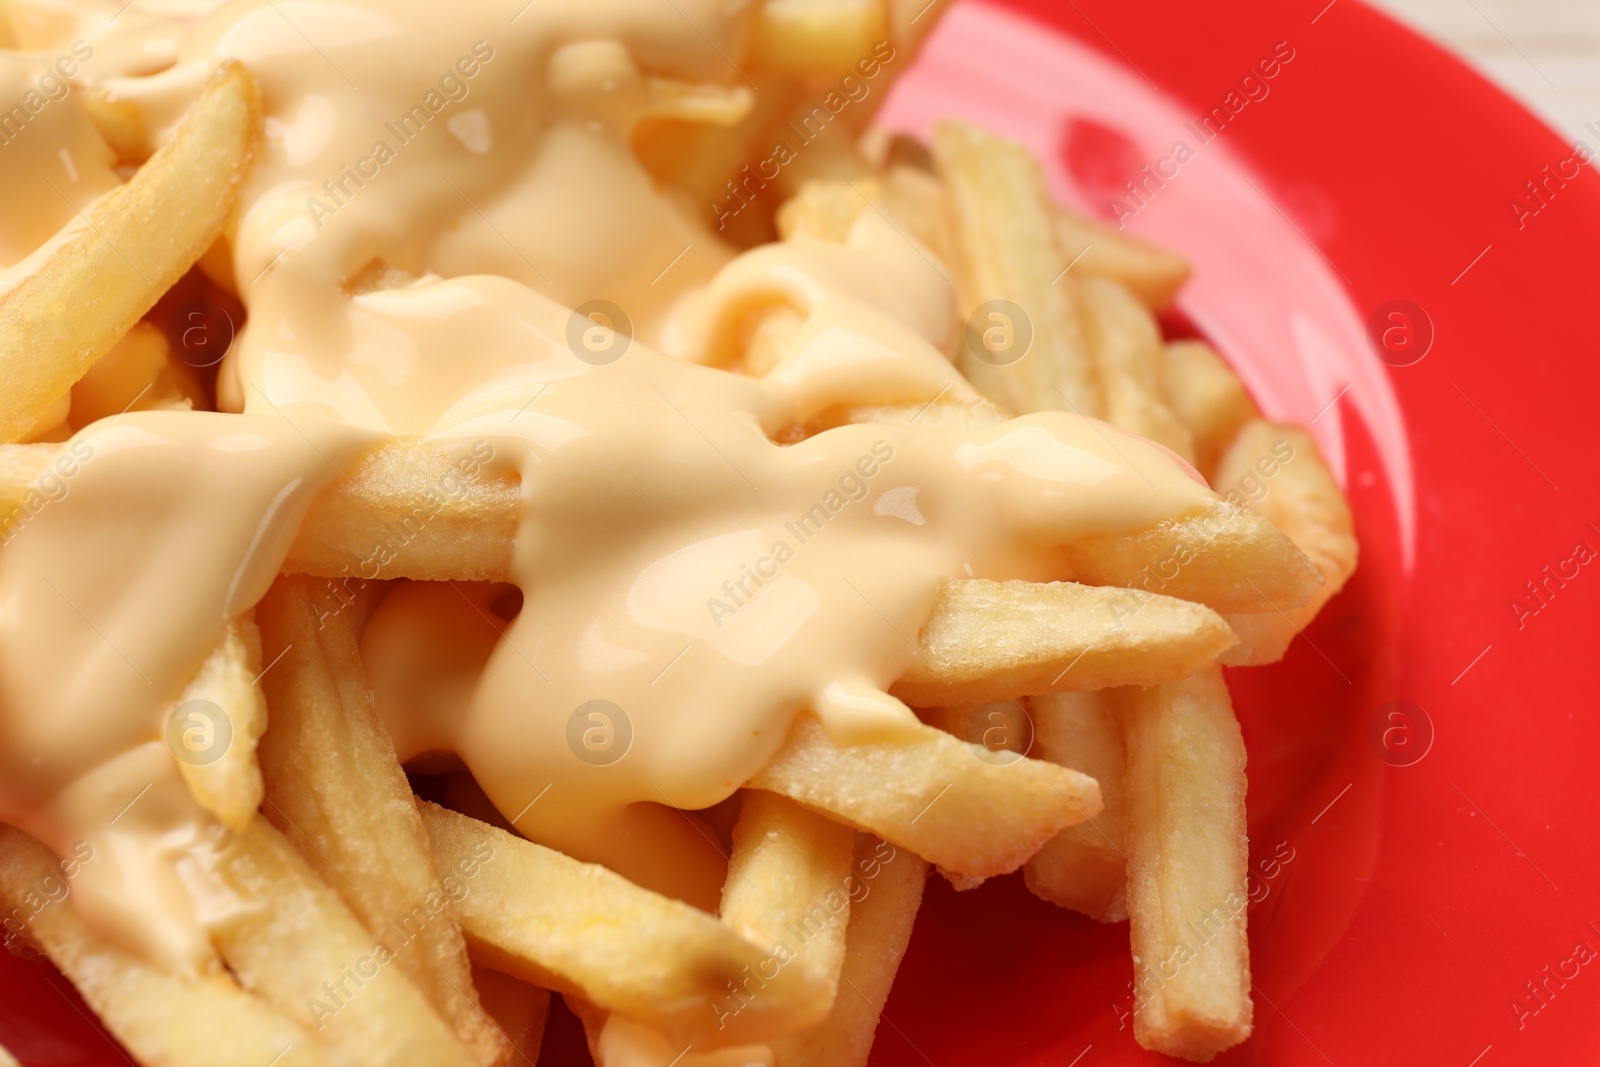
[0,0,1214,1024]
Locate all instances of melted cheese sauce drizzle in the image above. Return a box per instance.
[0,0,1214,995]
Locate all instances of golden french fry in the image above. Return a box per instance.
[878,162,957,270]
[1215,422,1357,665]
[916,698,1030,891]
[256,575,506,1066]
[776,178,871,243]
[643,78,754,127]
[418,801,817,1049]
[1054,209,1190,310]
[721,790,856,1026]
[1163,340,1258,479]
[472,966,550,1067]
[768,835,928,1067]
[0,442,57,503]
[1063,500,1321,615]
[0,826,331,1067]
[1022,691,1128,922]
[754,0,889,75]
[1123,669,1252,1061]
[894,578,1235,706]
[205,817,478,1067]
[287,438,520,582]
[1080,275,1195,462]
[170,612,267,832]
[752,713,1099,880]
[918,699,1029,760]
[933,120,1101,417]
[0,61,259,443]
[569,1001,775,1067]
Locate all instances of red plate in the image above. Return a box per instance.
[5,1,1599,1064]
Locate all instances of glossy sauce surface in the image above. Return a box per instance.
[0,0,1214,990]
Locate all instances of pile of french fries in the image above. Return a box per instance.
[0,4,1356,1066]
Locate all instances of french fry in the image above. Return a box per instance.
[751,713,1099,880]
[170,612,267,831]
[1062,500,1321,615]
[418,801,818,1048]
[0,61,259,442]
[893,578,1235,706]
[721,791,856,1025]
[768,835,928,1067]
[204,817,478,1067]
[1054,209,1190,310]
[256,575,506,1065]
[754,0,888,75]
[472,966,551,1067]
[563,836,930,1067]
[1164,341,1258,479]
[0,442,57,503]
[1080,275,1195,462]
[776,179,871,243]
[1022,691,1128,922]
[878,163,957,270]
[0,826,330,1067]
[933,120,1101,418]
[918,699,1030,761]
[1214,422,1357,665]
[570,1002,775,1067]
[287,438,520,581]
[1123,669,1252,1061]
[916,699,1030,890]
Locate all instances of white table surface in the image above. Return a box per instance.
[1366,0,1599,144]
